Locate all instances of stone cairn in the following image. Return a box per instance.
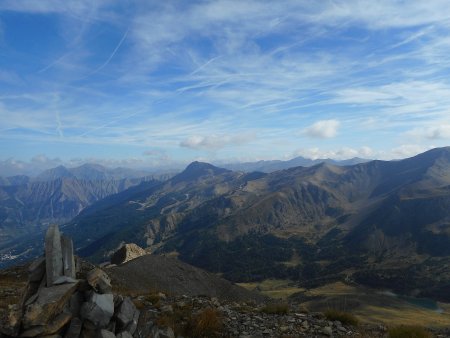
[6,225,140,338]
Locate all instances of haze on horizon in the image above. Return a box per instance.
[1,1,450,175]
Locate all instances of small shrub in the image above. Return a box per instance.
[261,303,290,315]
[144,292,161,304]
[324,309,359,326]
[186,308,222,337]
[132,298,146,310]
[236,304,255,313]
[388,325,431,338]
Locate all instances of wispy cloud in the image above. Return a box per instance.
[1,1,450,165]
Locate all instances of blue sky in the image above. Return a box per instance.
[1,0,450,175]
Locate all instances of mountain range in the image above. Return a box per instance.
[221,156,370,172]
[0,155,368,247]
[0,163,173,246]
[2,148,450,303]
[50,147,450,301]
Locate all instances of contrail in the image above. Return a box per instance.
[90,28,129,75]
[37,53,69,74]
[55,110,64,138]
[188,56,221,76]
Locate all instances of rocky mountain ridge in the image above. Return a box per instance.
[221,156,370,173]
[59,147,450,302]
[2,148,450,304]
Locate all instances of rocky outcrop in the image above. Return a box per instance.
[0,225,139,337]
[110,244,146,265]
[134,293,386,338]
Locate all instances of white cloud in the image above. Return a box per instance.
[301,119,340,139]
[390,144,434,159]
[294,146,374,160]
[406,125,450,140]
[180,133,255,150]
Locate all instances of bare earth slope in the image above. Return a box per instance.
[108,254,266,303]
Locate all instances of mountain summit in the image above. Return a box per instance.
[172,161,231,182]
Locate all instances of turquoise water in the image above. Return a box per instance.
[398,295,441,312]
[378,291,443,312]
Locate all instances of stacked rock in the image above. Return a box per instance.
[8,225,140,338]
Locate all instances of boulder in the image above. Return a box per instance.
[322,326,333,336]
[80,326,98,338]
[64,317,82,338]
[110,243,146,265]
[124,308,140,335]
[68,291,84,317]
[115,297,137,328]
[151,326,175,338]
[23,282,79,328]
[86,268,112,294]
[116,332,133,338]
[98,329,116,338]
[45,225,64,287]
[0,304,22,336]
[80,292,114,328]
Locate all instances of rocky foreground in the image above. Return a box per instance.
[1,226,449,337]
[135,292,381,338]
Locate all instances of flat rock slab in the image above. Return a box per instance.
[23,282,79,328]
[21,312,71,337]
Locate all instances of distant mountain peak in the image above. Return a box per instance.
[36,165,74,181]
[77,163,106,170]
[401,146,450,168]
[173,161,230,182]
[186,161,218,170]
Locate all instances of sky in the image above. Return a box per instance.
[1,0,450,175]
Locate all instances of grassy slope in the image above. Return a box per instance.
[239,279,450,328]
